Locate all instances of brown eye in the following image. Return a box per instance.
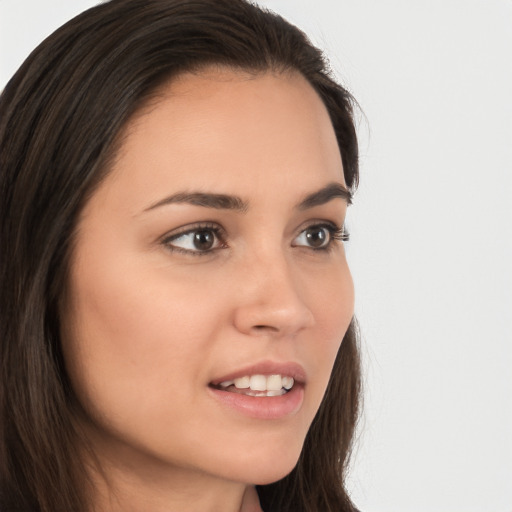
[164,226,224,254]
[193,229,215,250]
[293,224,341,250]
[304,226,329,248]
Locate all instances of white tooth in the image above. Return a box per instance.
[249,374,267,391]
[244,389,265,397]
[219,380,234,388]
[267,374,283,391]
[234,376,250,389]
[266,389,286,397]
[282,376,294,390]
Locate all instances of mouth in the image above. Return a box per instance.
[210,374,295,397]
[208,361,306,419]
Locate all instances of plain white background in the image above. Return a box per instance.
[1,1,511,511]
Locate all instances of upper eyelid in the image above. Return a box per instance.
[161,219,342,237]
[160,218,344,235]
[294,218,343,234]
[295,222,345,238]
[160,222,225,242]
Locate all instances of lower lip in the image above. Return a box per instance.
[208,384,304,420]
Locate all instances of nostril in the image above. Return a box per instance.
[253,325,279,332]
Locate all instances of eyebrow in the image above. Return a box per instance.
[145,182,351,213]
[145,191,248,212]
[297,182,352,209]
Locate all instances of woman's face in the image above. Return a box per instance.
[62,68,354,486]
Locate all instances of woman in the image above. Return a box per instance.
[0,1,361,511]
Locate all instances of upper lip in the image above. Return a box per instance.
[209,360,307,386]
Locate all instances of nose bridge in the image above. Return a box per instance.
[233,243,314,336]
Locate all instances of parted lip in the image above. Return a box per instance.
[209,360,307,386]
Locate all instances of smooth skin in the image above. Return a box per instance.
[61,68,354,512]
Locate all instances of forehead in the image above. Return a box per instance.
[93,68,345,212]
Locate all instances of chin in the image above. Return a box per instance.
[222,436,304,486]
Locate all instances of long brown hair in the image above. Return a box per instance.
[0,1,361,510]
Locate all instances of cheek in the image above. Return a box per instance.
[325,268,354,355]
[60,251,219,421]
[301,260,354,401]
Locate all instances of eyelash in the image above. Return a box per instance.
[161,222,226,256]
[321,223,350,245]
[160,221,349,256]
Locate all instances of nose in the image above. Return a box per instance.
[232,251,315,338]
